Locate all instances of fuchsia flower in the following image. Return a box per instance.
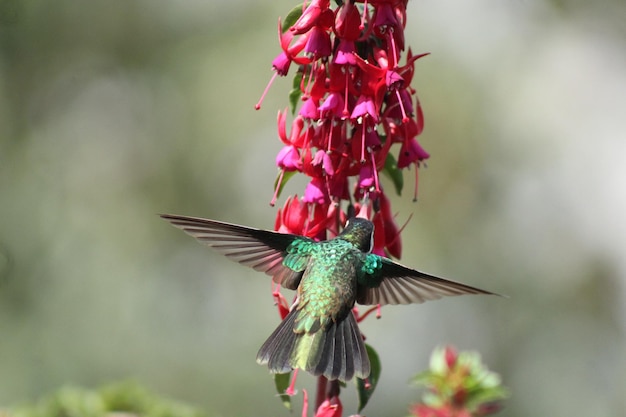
[300,97,321,119]
[398,137,429,168]
[276,145,302,171]
[318,92,345,118]
[272,52,292,77]
[315,396,343,417]
[377,191,403,258]
[275,195,308,235]
[262,0,432,253]
[304,25,333,58]
[333,1,361,41]
[291,0,331,35]
[312,149,335,176]
[333,40,358,65]
[351,95,379,122]
[358,164,376,189]
[303,177,330,205]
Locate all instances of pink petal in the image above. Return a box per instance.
[351,95,378,121]
[299,97,321,119]
[318,92,345,118]
[333,39,357,65]
[303,177,329,204]
[276,145,302,171]
[397,138,429,168]
[272,52,292,76]
[358,164,375,188]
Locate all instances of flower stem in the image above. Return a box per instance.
[314,376,328,411]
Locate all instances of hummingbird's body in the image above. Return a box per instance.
[161,214,495,381]
[259,234,370,380]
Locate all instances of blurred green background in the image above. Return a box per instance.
[1,0,625,416]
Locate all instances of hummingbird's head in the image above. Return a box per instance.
[339,217,374,252]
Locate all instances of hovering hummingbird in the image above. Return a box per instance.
[160,214,496,382]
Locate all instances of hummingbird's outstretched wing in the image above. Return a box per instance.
[356,255,497,305]
[160,214,313,290]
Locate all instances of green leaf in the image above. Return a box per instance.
[273,169,297,201]
[274,372,293,411]
[429,346,448,375]
[289,72,303,115]
[356,344,381,412]
[12,381,207,417]
[466,385,509,411]
[382,153,404,196]
[411,370,439,387]
[282,5,304,33]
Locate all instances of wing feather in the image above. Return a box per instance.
[357,258,497,305]
[161,214,309,289]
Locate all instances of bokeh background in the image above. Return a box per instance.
[1,0,625,416]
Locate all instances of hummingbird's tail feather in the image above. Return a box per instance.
[256,309,370,382]
[311,311,370,381]
[257,308,299,374]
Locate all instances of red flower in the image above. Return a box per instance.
[379,191,403,258]
[277,110,306,148]
[318,92,345,118]
[300,97,321,119]
[314,396,342,417]
[272,51,292,77]
[275,195,308,235]
[276,145,302,171]
[333,39,357,65]
[304,25,332,59]
[312,149,335,176]
[333,1,361,41]
[397,137,429,168]
[303,177,329,205]
[291,0,331,35]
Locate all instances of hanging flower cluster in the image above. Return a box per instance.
[258,0,430,259]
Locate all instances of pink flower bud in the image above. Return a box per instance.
[444,345,458,369]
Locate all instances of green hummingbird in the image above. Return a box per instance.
[160,214,496,382]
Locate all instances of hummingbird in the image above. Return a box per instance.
[160,214,496,382]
